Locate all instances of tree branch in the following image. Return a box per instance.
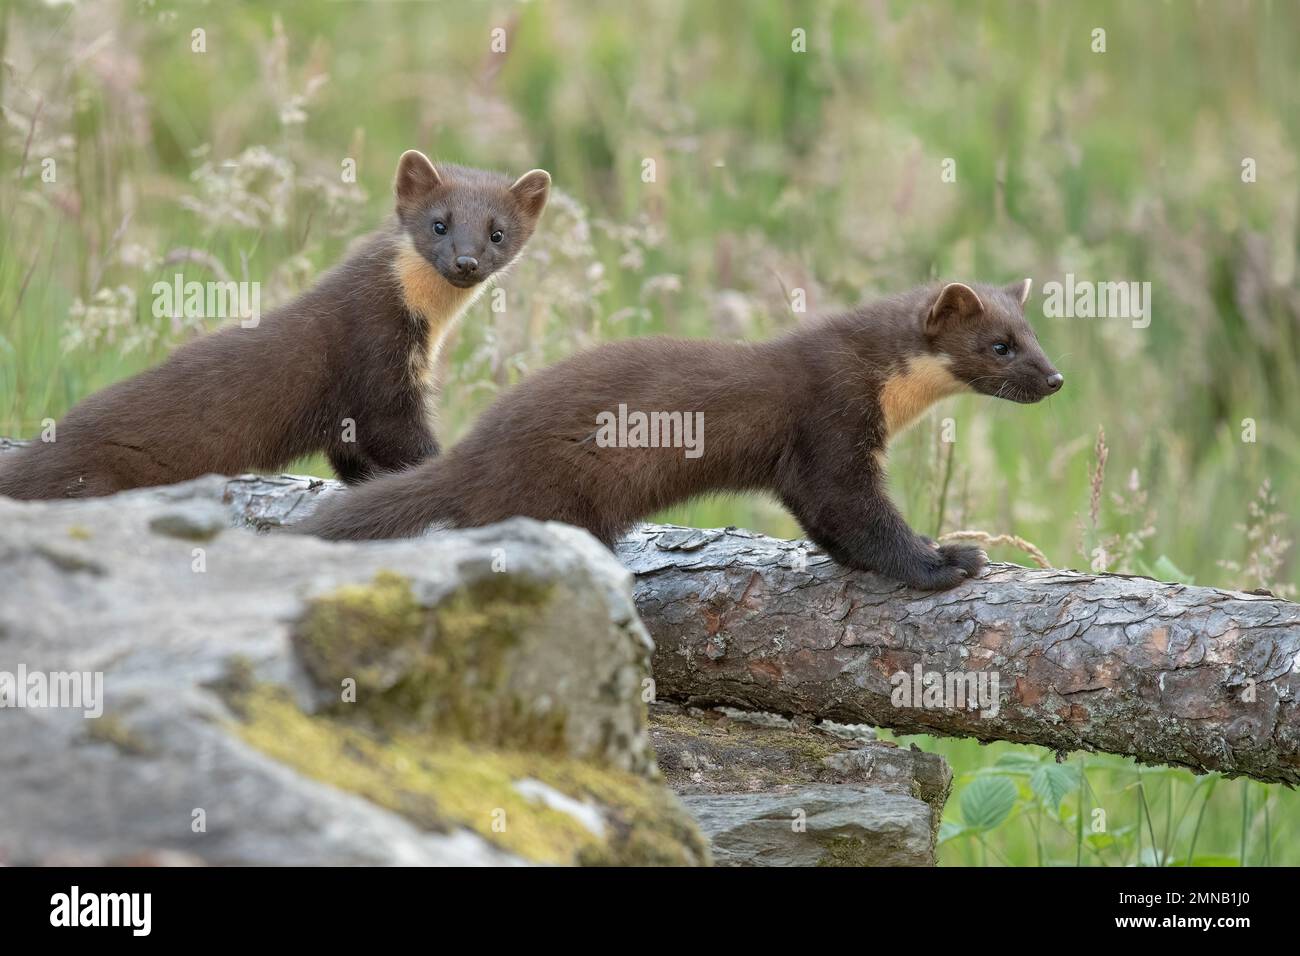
[620,525,1300,785]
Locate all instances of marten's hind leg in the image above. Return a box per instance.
[327,447,374,485]
[366,417,439,472]
[326,412,438,485]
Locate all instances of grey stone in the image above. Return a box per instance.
[682,787,936,867]
[0,464,956,867]
[147,499,229,541]
[649,703,949,865]
[0,477,705,866]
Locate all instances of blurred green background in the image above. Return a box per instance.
[2,0,1297,865]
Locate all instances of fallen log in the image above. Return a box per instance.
[620,525,1300,785]
[1,450,1296,784]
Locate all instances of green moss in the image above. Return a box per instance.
[260,573,705,862]
[651,708,852,795]
[85,714,155,756]
[293,569,427,696]
[817,835,876,867]
[202,654,259,710]
[66,525,92,541]
[292,570,569,753]
[651,709,846,762]
[232,686,708,866]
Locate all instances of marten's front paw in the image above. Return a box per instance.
[938,543,987,578]
[902,543,987,590]
[905,562,966,590]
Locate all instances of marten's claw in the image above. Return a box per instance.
[911,564,968,590]
[939,543,987,579]
[900,542,987,590]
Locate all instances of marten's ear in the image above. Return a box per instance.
[510,169,551,219]
[926,282,985,335]
[1005,278,1032,307]
[395,150,442,205]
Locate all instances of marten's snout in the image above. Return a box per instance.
[1024,363,1062,400]
[454,255,480,277]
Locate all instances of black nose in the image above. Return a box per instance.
[1046,372,1064,391]
[454,256,479,275]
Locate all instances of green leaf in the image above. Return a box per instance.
[990,752,1042,775]
[1153,555,1195,585]
[961,775,1018,831]
[938,820,971,844]
[1031,763,1079,812]
[1084,832,1117,851]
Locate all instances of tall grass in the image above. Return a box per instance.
[2,0,1297,864]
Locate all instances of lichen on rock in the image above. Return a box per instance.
[291,566,642,766]
[230,685,709,866]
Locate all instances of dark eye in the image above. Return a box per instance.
[992,343,1010,356]
[433,221,447,236]
[490,230,504,244]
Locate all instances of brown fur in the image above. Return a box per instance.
[299,280,1063,590]
[0,152,549,499]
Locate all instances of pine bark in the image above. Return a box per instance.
[618,525,1300,785]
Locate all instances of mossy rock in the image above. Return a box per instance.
[290,568,653,772]
[231,686,708,866]
[292,572,546,742]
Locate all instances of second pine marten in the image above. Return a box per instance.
[0,150,550,499]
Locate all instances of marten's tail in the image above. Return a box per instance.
[296,460,458,540]
[0,451,26,499]
[0,442,80,500]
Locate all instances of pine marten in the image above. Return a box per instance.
[0,150,551,499]
[299,280,1063,590]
